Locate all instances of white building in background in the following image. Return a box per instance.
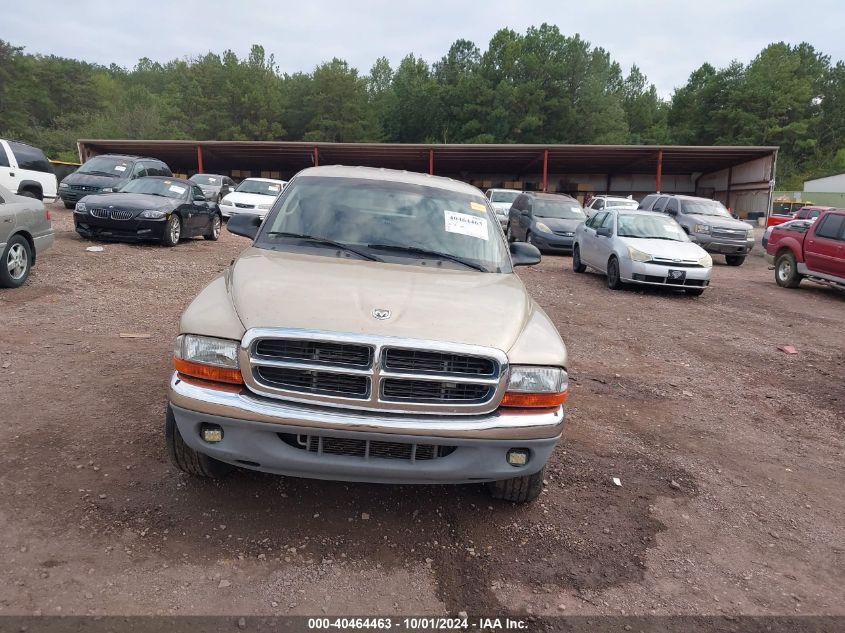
[804,173,845,193]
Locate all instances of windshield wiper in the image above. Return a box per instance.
[80,170,117,177]
[367,243,488,272]
[266,232,384,262]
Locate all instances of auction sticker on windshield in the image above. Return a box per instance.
[114,165,126,172]
[445,210,488,240]
[169,185,186,194]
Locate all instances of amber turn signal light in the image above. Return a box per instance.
[500,391,568,408]
[173,357,244,385]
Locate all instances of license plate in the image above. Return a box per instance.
[667,269,686,282]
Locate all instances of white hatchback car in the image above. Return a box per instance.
[573,208,713,296]
[219,178,287,219]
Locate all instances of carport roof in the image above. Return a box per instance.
[76,140,778,176]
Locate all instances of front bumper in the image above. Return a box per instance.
[530,231,575,253]
[691,235,755,255]
[168,373,564,484]
[621,259,712,289]
[220,204,268,219]
[74,214,168,242]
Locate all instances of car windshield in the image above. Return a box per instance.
[257,176,510,273]
[236,180,284,196]
[78,156,132,176]
[190,175,223,186]
[119,178,188,199]
[534,199,586,220]
[681,200,732,217]
[617,214,690,241]
[490,191,519,203]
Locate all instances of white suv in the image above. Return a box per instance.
[0,139,58,203]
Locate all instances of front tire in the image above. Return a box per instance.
[572,245,586,273]
[488,466,545,503]
[63,201,75,209]
[165,406,233,478]
[775,252,802,288]
[0,235,32,288]
[161,214,182,247]
[607,256,624,290]
[725,255,745,266]
[204,213,222,241]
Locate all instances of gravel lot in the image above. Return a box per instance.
[0,204,843,618]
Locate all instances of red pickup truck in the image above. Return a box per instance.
[766,209,845,289]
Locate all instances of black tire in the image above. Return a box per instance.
[775,252,802,288]
[63,201,75,209]
[572,245,586,273]
[204,213,222,241]
[0,235,32,288]
[725,255,745,266]
[488,466,545,503]
[685,288,705,297]
[161,214,182,247]
[165,405,233,478]
[18,189,40,200]
[607,256,624,290]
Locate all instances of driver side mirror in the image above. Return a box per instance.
[227,213,262,239]
[596,227,612,237]
[193,194,206,202]
[510,241,541,266]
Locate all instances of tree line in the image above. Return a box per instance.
[2,24,844,189]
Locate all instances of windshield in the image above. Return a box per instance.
[190,174,223,186]
[617,214,690,241]
[534,199,586,220]
[681,200,732,217]
[119,178,188,199]
[78,156,132,176]
[490,191,519,203]
[236,179,284,196]
[257,176,510,272]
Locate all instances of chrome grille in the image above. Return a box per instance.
[89,208,134,220]
[552,230,575,237]
[279,433,455,461]
[70,184,100,192]
[235,202,255,209]
[650,258,702,268]
[90,208,109,218]
[242,329,508,415]
[711,228,747,240]
[110,210,133,220]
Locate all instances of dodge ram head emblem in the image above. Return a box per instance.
[372,308,391,320]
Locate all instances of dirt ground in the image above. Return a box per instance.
[0,204,843,619]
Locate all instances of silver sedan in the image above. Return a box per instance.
[0,183,54,288]
[572,208,713,296]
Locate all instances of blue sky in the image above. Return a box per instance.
[4,0,843,97]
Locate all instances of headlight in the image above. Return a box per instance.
[59,182,69,189]
[693,224,710,234]
[173,335,243,385]
[535,222,552,234]
[501,366,568,409]
[139,209,167,219]
[747,228,755,238]
[75,202,86,213]
[627,246,652,262]
[698,253,713,268]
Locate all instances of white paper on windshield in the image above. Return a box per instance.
[114,165,127,172]
[169,185,186,195]
[268,184,281,192]
[444,210,489,240]
[208,177,217,183]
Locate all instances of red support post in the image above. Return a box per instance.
[656,148,663,192]
[313,146,319,167]
[542,149,549,192]
[429,148,434,175]
[196,145,204,174]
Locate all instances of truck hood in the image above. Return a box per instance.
[228,247,533,351]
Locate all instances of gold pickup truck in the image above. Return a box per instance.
[166,166,568,502]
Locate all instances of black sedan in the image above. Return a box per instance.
[74,177,222,246]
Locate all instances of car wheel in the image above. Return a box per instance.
[161,214,182,247]
[165,405,233,478]
[775,252,802,288]
[488,466,545,503]
[204,213,222,241]
[572,245,586,273]
[607,256,624,290]
[685,288,705,297]
[0,235,32,288]
[725,255,745,266]
[63,201,75,209]
[18,189,40,200]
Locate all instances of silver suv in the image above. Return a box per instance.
[639,194,754,266]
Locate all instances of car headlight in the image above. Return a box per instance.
[746,228,755,238]
[173,335,243,385]
[627,246,652,262]
[75,202,86,213]
[693,224,710,234]
[535,222,553,234]
[698,253,713,268]
[139,209,167,219]
[501,366,568,409]
[59,182,69,189]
